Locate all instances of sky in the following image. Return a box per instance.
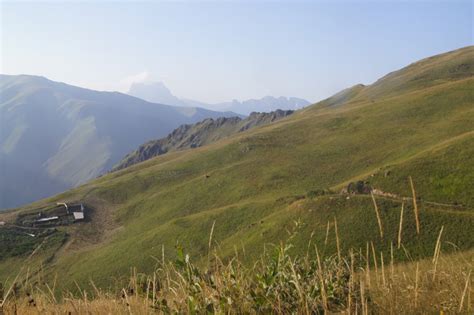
[1,0,472,104]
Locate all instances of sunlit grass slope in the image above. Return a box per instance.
[0,46,473,291]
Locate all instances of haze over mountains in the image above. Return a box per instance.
[128,81,311,115]
[0,75,239,209]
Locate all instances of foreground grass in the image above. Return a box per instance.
[1,221,472,314]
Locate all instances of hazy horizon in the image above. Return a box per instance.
[1,1,472,104]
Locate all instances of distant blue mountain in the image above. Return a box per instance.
[0,74,237,209]
[128,82,311,115]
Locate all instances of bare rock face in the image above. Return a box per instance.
[239,110,294,131]
[112,110,294,171]
[346,181,372,195]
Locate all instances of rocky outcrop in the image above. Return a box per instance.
[239,110,295,131]
[341,181,372,195]
[112,109,294,171]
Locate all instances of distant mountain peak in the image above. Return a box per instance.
[127,81,311,115]
[216,96,310,115]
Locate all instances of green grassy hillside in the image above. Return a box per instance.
[112,109,294,171]
[0,46,473,291]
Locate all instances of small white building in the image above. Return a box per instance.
[73,212,84,221]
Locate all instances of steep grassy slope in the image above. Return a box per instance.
[357,45,473,100]
[316,84,366,108]
[0,46,473,291]
[367,132,474,207]
[113,109,294,171]
[0,75,236,209]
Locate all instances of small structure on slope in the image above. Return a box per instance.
[341,181,372,195]
[36,216,59,223]
[73,211,84,221]
[18,202,87,227]
[71,203,85,222]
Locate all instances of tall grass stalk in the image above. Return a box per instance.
[208,220,216,260]
[324,220,330,246]
[380,252,386,287]
[390,242,394,282]
[398,202,404,249]
[315,245,328,312]
[432,225,444,280]
[459,270,471,312]
[371,241,379,284]
[365,242,371,289]
[334,217,341,261]
[409,176,421,234]
[371,193,384,239]
[414,262,419,308]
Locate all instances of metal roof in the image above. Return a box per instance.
[36,216,59,222]
[73,212,84,220]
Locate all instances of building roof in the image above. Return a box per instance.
[36,216,59,222]
[73,212,84,220]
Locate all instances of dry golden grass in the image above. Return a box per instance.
[367,249,473,314]
[2,235,472,314]
[409,176,421,235]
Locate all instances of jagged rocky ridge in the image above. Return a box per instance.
[112,109,294,171]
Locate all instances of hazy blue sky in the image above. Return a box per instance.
[1,1,472,103]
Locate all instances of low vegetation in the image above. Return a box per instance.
[0,228,66,260]
[1,219,472,314]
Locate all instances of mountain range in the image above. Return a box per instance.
[128,81,311,115]
[0,75,238,209]
[0,46,473,294]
